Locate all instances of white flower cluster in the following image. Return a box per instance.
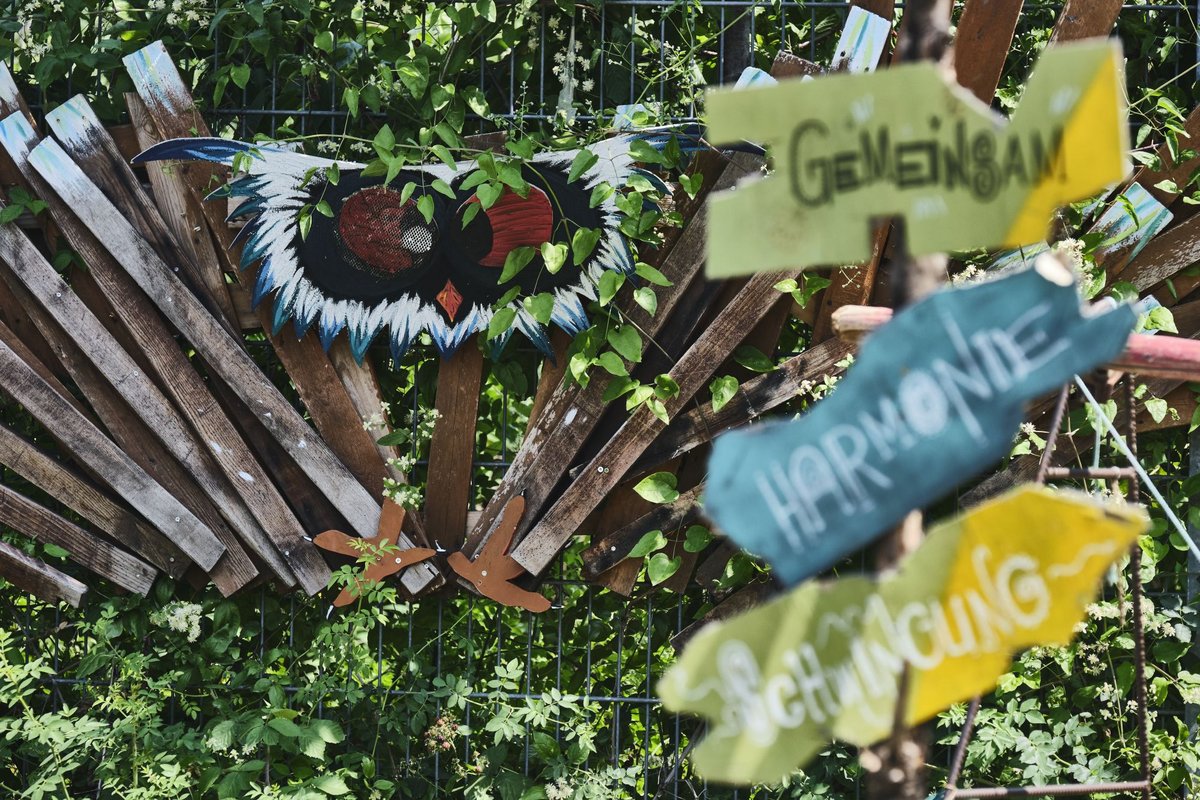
[1051,237,1086,276]
[151,601,203,643]
[545,778,574,800]
[147,0,212,28]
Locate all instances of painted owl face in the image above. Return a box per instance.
[133,136,646,361]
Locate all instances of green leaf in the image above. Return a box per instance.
[42,543,69,559]
[589,182,615,208]
[315,200,333,218]
[647,397,669,423]
[541,241,568,274]
[417,194,435,224]
[568,149,599,183]
[342,87,359,117]
[626,383,654,410]
[498,162,529,196]
[230,64,251,89]
[634,471,679,504]
[654,374,679,399]
[372,124,396,158]
[598,270,625,306]
[326,163,340,186]
[488,307,516,340]
[267,717,303,738]
[634,261,672,286]
[1145,305,1179,334]
[680,172,703,198]
[313,31,334,53]
[311,719,345,744]
[647,552,681,585]
[595,351,627,377]
[571,227,602,265]
[797,274,832,307]
[312,774,351,796]
[298,209,313,240]
[523,292,555,325]
[460,201,482,228]
[476,181,503,209]
[376,429,410,447]
[734,345,776,373]
[628,138,665,164]
[396,56,430,98]
[628,529,667,559]
[431,178,455,199]
[683,525,713,553]
[606,325,641,362]
[602,376,638,402]
[0,204,22,225]
[710,375,738,412]
[1145,397,1168,424]
[500,245,537,283]
[633,287,657,315]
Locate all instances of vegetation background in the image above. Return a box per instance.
[3,1,1200,798]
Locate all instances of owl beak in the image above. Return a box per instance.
[436,279,464,321]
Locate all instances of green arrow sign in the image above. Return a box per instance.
[705,40,1129,276]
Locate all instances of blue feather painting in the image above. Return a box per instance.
[132,136,668,362]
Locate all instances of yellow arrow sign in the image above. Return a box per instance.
[659,485,1146,785]
[705,40,1129,276]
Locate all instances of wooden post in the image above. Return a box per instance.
[0,540,88,607]
[424,340,484,551]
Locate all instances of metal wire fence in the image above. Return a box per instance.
[4,1,1200,798]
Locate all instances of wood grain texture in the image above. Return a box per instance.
[0,193,297,588]
[1110,215,1200,293]
[952,0,1024,104]
[32,105,333,594]
[462,151,761,562]
[27,139,440,594]
[0,317,93,424]
[511,269,802,575]
[630,336,854,473]
[0,424,188,577]
[582,484,704,578]
[425,341,483,551]
[125,42,397,511]
[0,481,156,595]
[124,94,240,329]
[1050,0,1122,41]
[0,539,88,607]
[0,337,225,571]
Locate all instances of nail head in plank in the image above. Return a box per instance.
[0,539,88,607]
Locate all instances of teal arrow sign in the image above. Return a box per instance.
[704,258,1136,586]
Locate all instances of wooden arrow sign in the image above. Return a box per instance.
[705,258,1135,586]
[705,39,1128,276]
[660,485,1147,785]
[448,496,551,613]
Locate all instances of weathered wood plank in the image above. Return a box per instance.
[0,186,297,589]
[0,317,93,424]
[125,42,398,510]
[952,0,1024,105]
[33,103,334,594]
[582,484,704,578]
[462,151,761,561]
[125,93,240,328]
[425,341,483,551]
[0,338,225,571]
[629,336,854,473]
[0,424,188,578]
[1050,0,1122,41]
[27,139,439,593]
[0,539,88,607]
[512,269,802,575]
[0,482,156,595]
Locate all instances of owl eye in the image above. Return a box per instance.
[338,186,438,276]
[458,184,553,268]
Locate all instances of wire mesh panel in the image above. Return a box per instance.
[1,2,1200,798]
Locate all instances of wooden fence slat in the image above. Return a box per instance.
[0,539,88,607]
[27,139,439,594]
[124,42,400,512]
[424,341,483,551]
[0,317,94,424]
[628,337,854,474]
[0,424,188,578]
[582,485,705,578]
[511,269,802,575]
[1050,0,1122,42]
[35,103,333,594]
[462,151,761,562]
[0,337,225,571]
[0,482,156,595]
[0,187,296,588]
[952,0,1024,104]
[0,481,157,595]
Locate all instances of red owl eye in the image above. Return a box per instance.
[338,186,437,275]
[461,184,553,267]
